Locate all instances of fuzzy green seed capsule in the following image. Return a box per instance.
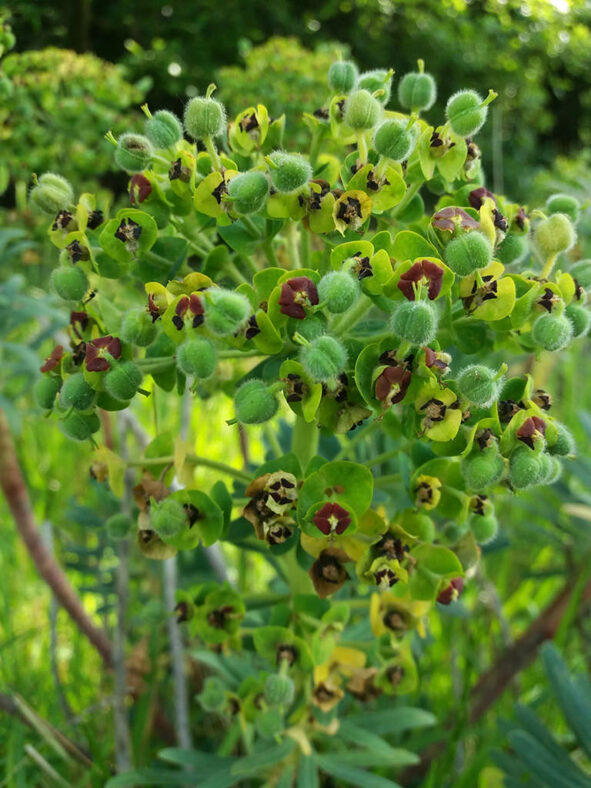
[570,260,591,288]
[373,119,415,162]
[328,60,358,94]
[442,521,469,544]
[264,674,295,707]
[391,301,437,345]
[457,365,501,406]
[51,266,88,301]
[357,69,392,105]
[59,411,100,442]
[461,450,504,491]
[565,303,590,338]
[34,376,61,410]
[106,513,133,540]
[446,90,488,137]
[184,95,226,140]
[199,677,226,712]
[294,314,327,342]
[536,452,554,484]
[256,708,284,740]
[300,335,347,383]
[268,152,312,194]
[205,288,251,336]
[509,447,542,489]
[534,213,576,256]
[120,308,158,347]
[548,422,575,457]
[228,171,269,214]
[546,193,580,224]
[317,271,359,314]
[234,379,279,425]
[114,133,153,173]
[144,110,183,149]
[546,456,563,483]
[532,312,573,352]
[176,338,217,379]
[30,173,74,214]
[344,89,382,131]
[398,71,437,111]
[496,233,529,266]
[470,512,498,544]
[445,232,492,277]
[59,373,96,411]
[151,498,188,541]
[104,362,143,402]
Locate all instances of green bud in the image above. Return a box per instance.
[570,260,591,288]
[357,69,393,105]
[445,90,489,137]
[317,271,359,314]
[565,303,590,338]
[398,71,437,112]
[120,308,158,347]
[470,512,498,544]
[509,446,542,489]
[151,498,188,541]
[34,376,61,410]
[30,173,74,214]
[144,109,183,149]
[534,213,576,256]
[343,89,382,131]
[234,379,279,424]
[445,231,492,277]
[184,95,226,140]
[199,676,226,712]
[496,233,529,266]
[328,60,358,94]
[461,450,504,492]
[391,301,437,345]
[300,335,347,382]
[255,708,284,740]
[104,362,143,402]
[59,411,100,442]
[114,133,153,173]
[264,674,295,707]
[228,171,269,214]
[205,288,251,336]
[268,151,312,194]
[457,364,501,407]
[548,422,575,457]
[531,312,573,352]
[51,266,88,301]
[373,119,415,162]
[106,513,133,540]
[546,193,580,224]
[176,337,217,378]
[59,373,96,411]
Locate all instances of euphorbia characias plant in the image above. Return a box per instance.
[30,52,589,782]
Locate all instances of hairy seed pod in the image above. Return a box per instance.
[256,708,284,740]
[34,376,61,410]
[184,95,226,139]
[114,133,153,173]
[264,674,295,707]
[234,379,279,424]
[457,364,501,406]
[228,171,269,214]
[548,422,576,457]
[509,446,542,489]
[294,314,327,342]
[546,193,580,224]
[373,118,415,162]
[461,450,504,491]
[470,512,498,544]
[565,303,590,338]
[398,71,437,111]
[531,312,573,352]
[534,213,576,256]
[445,231,492,277]
[144,109,183,149]
[151,498,188,541]
[344,89,382,131]
[106,513,133,540]
[268,151,312,194]
[496,232,529,266]
[391,301,437,345]
[300,335,348,382]
[120,308,158,347]
[51,266,88,301]
[328,60,358,94]
[446,90,488,137]
[59,411,100,442]
[30,173,74,214]
[570,259,591,288]
[357,69,393,105]
[176,337,217,379]
[104,362,143,402]
[317,270,359,314]
[205,288,251,336]
[59,373,96,411]
[199,677,226,712]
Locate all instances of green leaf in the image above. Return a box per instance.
[507,730,591,788]
[392,230,437,262]
[231,738,296,776]
[347,707,436,734]
[327,748,419,769]
[315,755,402,788]
[338,721,419,766]
[105,769,204,787]
[298,460,374,519]
[297,755,319,788]
[412,544,463,577]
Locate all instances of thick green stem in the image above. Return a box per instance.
[330,294,373,338]
[392,181,421,219]
[203,136,221,171]
[127,454,251,482]
[291,416,319,473]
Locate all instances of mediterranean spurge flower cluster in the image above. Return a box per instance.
[31,55,588,765]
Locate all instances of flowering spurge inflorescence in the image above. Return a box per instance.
[30,53,589,775]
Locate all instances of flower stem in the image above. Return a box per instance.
[330,293,373,337]
[291,415,319,473]
[126,454,251,482]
